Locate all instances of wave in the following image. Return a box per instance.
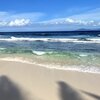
[32,51,53,56]
[0,48,52,55]
[32,51,46,55]
[0,36,100,43]
[32,50,53,56]
[0,36,78,42]
[79,54,88,57]
[0,48,6,50]
[0,57,100,74]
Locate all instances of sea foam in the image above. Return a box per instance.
[0,36,100,43]
[0,57,100,74]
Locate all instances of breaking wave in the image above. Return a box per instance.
[0,36,100,43]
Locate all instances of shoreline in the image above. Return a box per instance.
[0,58,100,74]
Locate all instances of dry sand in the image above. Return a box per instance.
[0,60,100,100]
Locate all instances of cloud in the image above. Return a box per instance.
[8,19,30,26]
[0,12,44,27]
[0,8,100,31]
[40,8,100,27]
[40,18,94,26]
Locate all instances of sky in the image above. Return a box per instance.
[0,0,100,31]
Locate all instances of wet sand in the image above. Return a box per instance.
[0,60,100,100]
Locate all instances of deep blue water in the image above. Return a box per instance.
[0,31,100,38]
[0,31,100,53]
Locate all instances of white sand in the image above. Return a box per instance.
[0,61,100,100]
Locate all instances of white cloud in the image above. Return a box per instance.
[40,18,94,26]
[0,8,100,30]
[0,12,44,27]
[8,19,30,26]
[65,18,74,23]
[40,8,100,27]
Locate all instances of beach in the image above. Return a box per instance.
[0,60,100,100]
[0,0,100,99]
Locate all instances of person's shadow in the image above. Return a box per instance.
[57,81,83,100]
[0,75,26,100]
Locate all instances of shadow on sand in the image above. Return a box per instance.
[57,81,83,100]
[81,90,100,100]
[0,75,26,100]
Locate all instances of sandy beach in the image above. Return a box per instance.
[0,60,100,100]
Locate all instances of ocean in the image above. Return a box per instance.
[0,31,100,73]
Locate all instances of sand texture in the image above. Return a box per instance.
[0,61,100,100]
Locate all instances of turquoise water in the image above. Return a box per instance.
[0,47,100,67]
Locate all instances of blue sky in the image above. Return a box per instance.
[0,0,100,31]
